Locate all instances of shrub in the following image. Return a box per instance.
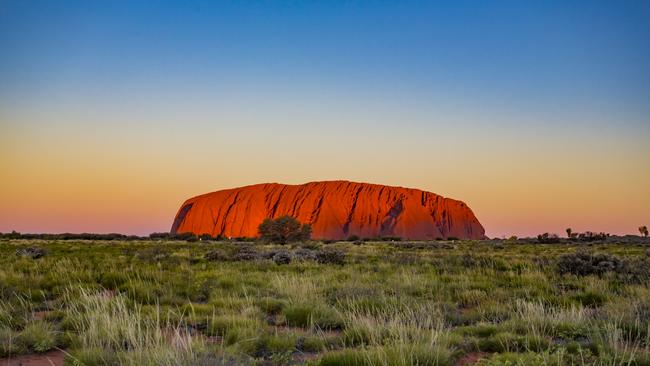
[258,216,312,244]
[315,249,346,265]
[556,251,624,276]
[294,248,317,261]
[576,231,608,242]
[537,233,560,244]
[15,247,46,259]
[232,246,259,261]
[272,251,292,265]
[198,233,214,241]
[620,257,650,283]
[204,249,227,261]
[149,232,172,240]
[135,246,169,262]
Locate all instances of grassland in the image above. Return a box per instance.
[1,238,649,365]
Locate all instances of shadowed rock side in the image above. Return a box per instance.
[171,181,486,240]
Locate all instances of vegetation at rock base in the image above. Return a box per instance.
[0,237,649,365]
[258,216,312,244]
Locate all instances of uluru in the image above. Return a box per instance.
[171,181,485,240]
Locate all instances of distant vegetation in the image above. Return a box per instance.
[537,231,609,244]
[1,236,650,365]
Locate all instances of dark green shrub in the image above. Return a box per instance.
[198,233,214,241]
[258,216,311,244]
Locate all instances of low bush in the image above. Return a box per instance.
[204,249,228,261]
[576,231,608,242]
[537,233,560,244]
[294,248,317,261]
[232,246,259,261]
[315,249,346,265]
[15,247,46,259]
[135,246,169,262]
[556,251,624,276]
[272,251,292,265]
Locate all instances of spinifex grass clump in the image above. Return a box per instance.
[63,287,206,365]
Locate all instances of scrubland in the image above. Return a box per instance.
[1,238,649,365]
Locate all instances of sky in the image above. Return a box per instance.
[1,0,649,238]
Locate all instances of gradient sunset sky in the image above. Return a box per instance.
[1,1,649,238]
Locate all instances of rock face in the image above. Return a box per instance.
[171,181,485,240]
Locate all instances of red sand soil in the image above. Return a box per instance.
[171,181,485,240]
[456,352,488,365]
[0,350,65,366]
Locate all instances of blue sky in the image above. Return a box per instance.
[2,0,649,111]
